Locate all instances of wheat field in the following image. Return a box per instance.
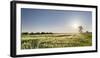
[21,33,92,49]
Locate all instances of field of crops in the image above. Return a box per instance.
[21,33,92,49]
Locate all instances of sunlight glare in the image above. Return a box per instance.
[72,24,79,29]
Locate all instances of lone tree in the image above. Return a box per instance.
[78,26,83,33]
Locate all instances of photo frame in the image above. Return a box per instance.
[10,1,98,57]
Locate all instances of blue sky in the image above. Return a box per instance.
[21,8,92,33]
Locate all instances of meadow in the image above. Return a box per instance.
[21,33,92,49]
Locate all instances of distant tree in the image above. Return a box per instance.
[41,32,45,34]
[78,26,83,33]
[49,32,53,34]
[86,31,89,33]
[46,32,49,34]
[29,32,34,35]
[22,32,28,35]
[35,32,40,34]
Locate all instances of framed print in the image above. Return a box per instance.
[10,1,98,57]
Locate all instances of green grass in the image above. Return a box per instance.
[21,33,92,49]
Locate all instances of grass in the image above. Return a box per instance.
[21,33,92,49]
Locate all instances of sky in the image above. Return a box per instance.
[21,8,92,33]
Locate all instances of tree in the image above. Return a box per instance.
[29,32,34,35]
[49,32,53,34]
[22,32,28,35]
[78,26,83,33]
[86,31,89,33]
[41,32,45,34]
[35,32,40,34]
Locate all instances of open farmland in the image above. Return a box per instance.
[21,33,92,49]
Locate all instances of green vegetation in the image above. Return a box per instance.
[21,33,92,49]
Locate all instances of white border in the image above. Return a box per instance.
[16,3,96,55]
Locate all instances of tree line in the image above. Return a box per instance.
[22,32,53,35]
